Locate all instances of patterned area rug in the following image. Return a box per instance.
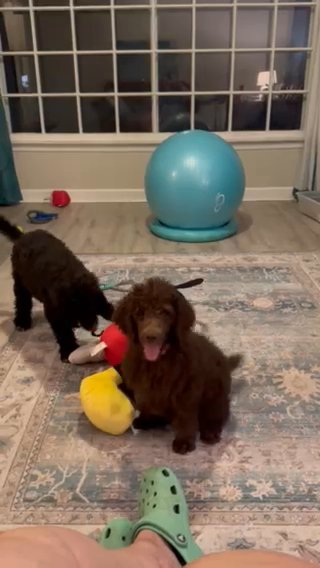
[1,254,320,562]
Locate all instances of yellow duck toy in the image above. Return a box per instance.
[80,368,135,435]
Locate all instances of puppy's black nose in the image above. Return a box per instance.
[145,334,158,343]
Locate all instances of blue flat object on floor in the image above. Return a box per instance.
[149,217,237,243]
[27,210,58,224]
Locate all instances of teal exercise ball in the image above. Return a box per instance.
[145,130,245,242]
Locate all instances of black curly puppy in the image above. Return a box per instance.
[0,216,113,361]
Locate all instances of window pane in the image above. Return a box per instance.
[276,8,311,48]
[233,94,267,130]
[81,97,115,132]
[197,0,231,4]
[236,9,273,49]
[117,54,150,92]
[3,56,37,94]
[195,95,229,131]
[0,0,29,5]
[0,4,309,135]
[238,0,274,3]
[34,0,68,5]
[0,12,32,51]
[159,96,191,131]
[8,97,41,132]
[75,0,110,4]
[270,93,303,129]
[234,52,270,90]
[76,11,112,50]
[39,55,75,92]
[158,54,191,92]
[78,55,114,93]
[196,9,231,49]
[116,10,150,50]
[115,0,148,4]
[195,53,230,91]
[278,0,311,3]
[43,97,78,132]
[158,0,191,4]
[119,96,152,132]
[158,10,192,49]
[35,12,72,51]
[274,51,307,90]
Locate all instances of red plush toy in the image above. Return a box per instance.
[91,323,128,366]
[51,190,71,208]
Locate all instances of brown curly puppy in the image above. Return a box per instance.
[0,216,113,361]
[113,277,242,454]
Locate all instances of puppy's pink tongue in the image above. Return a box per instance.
[143,342,162,362]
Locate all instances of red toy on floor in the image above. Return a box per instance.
[95,323,129,366]
[51,190,71,207]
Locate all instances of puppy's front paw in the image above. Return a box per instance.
[60,344,78,363]
[134,415,168,430]
[133,415,155,430]
[133,416,149,430]
[14,318,32,331]
[172,438,196,455]
[200,430,221,445]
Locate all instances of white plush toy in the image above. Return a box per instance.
[68,343,105,365]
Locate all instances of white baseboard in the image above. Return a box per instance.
[244,187,293,201]
[22,189,146,203]
[22,186,293,203]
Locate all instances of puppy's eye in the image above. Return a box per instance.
[162,306,174,317]
[136,307,144,319]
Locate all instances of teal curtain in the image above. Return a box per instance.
[0,96,22,205]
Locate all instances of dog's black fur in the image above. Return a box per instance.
[0,216,113,360]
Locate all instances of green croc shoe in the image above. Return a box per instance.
[99,518,134,550]
[133,467,203,565]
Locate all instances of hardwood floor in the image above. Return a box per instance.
[0,200,319,348]
[1,201,320,260]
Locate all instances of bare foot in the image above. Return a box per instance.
[131,530,181,568]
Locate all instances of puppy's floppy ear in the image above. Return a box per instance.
[112,293,136,338]
[175,290,195,342]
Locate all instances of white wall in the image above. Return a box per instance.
[12,133,302,201]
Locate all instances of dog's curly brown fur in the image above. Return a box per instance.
[114,277,242,454]
[0,216,113,361]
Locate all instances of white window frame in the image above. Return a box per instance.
[0,0,319,145]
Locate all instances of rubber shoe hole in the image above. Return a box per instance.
[122,536,126,542]
[162,469,170,477]
[151,481,154,486]
[153,504,157,509]
[105,528,111,538]
[174,504,180,514]
[170,486,177,495]
[154,492,157,497]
